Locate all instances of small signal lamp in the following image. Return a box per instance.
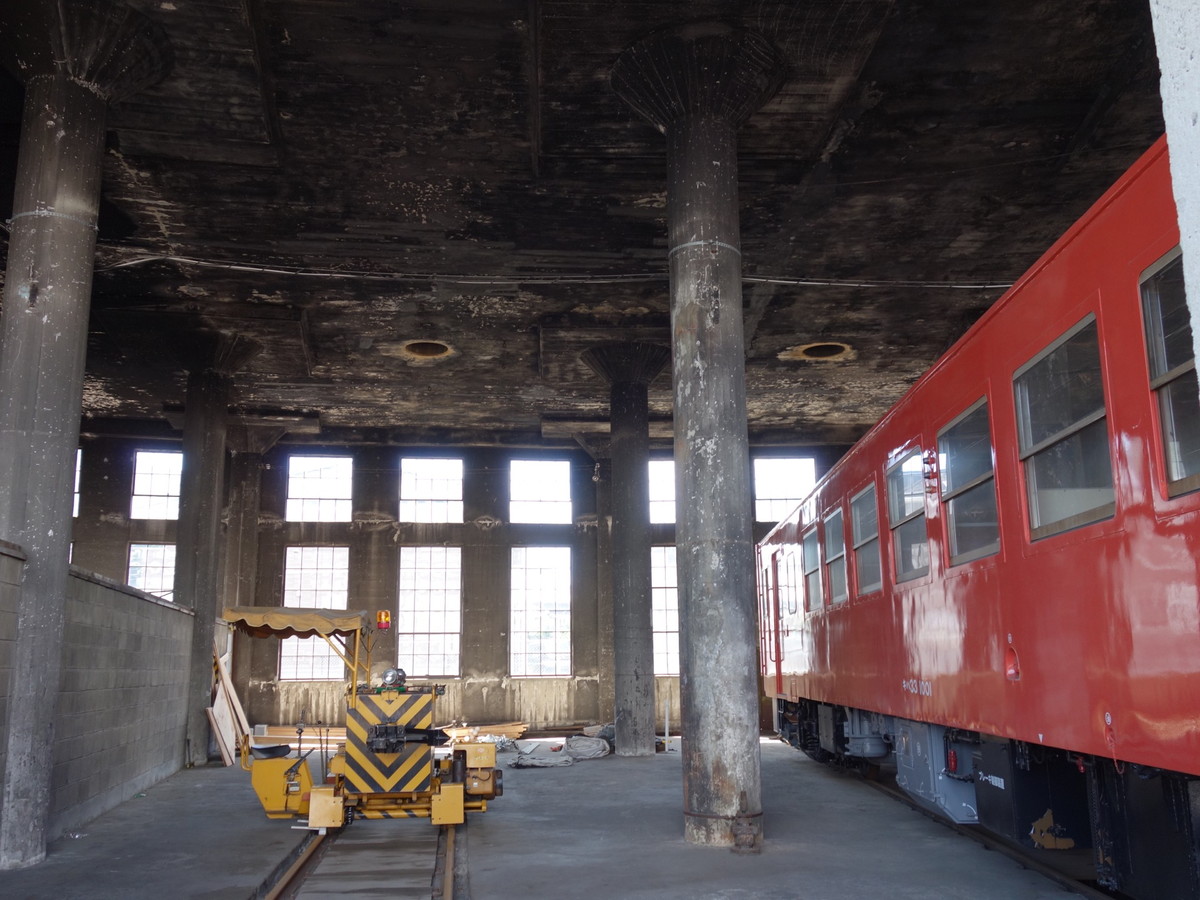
[376,610,392,630]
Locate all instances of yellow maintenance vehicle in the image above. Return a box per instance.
[222,606,502,831]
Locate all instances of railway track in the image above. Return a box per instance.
[255,819,461,900]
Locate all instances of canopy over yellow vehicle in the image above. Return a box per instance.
[222,606,502,831]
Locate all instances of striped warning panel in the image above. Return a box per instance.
[345,692,434,795]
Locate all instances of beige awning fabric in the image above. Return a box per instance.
[222,606,369,638]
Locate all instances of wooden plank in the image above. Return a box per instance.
[206,686,237,767]
[213,642,251,738]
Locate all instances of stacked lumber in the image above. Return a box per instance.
[206,648,251,766]
[440,722,528,742]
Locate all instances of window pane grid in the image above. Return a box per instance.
[130,451,182,520]
[651,546,679,675]
[648,459,676,524]
[280,544,349,680]
[510,546,571,676]
[510,460,572,524]
[398,546,462,676]
[400,458,464,523]
[127,543,176,600]
[753,457,816,522]
[801,530,821,610]
[286,456,353,523]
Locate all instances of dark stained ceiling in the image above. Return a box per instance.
[0,0,1166,452]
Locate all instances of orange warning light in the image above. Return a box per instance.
[376,610,392,630]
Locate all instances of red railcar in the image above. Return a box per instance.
[758,137,1200,899]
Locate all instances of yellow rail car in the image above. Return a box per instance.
[222,606,502,831]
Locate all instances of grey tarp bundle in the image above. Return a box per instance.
[508,735,611,768]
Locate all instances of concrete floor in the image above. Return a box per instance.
[464,738,1085,900]
[0,738,1089,899]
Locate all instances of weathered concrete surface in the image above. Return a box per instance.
[1151,1,1200,374]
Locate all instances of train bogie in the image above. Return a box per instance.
[759,136,1200,899]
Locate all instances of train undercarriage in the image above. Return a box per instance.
[777,698,1200,900]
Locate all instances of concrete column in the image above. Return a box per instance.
[172,333,260,766]
[177,368,231,765]
[1149,2,1200,368]
[581,342,669,756]
[0,1,170,868]
[612,23,783,850]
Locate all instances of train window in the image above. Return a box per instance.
[1014,316,1114,539]
[1142,249,1200,496]
[824,509,847,603]
[887,451,930,581]
[784,547,800,615]
[801,529,822,611]
[938,399,1000,564]
[850,485,882,594]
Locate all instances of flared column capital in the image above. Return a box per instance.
[580,341,671,387]
[0,0,172,101]
[611,22,785,132]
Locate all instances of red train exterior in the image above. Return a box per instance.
[757,137,1200,898]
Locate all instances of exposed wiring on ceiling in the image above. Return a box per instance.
[93,252,1011,291]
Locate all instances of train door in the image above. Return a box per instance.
[757,548,784,700]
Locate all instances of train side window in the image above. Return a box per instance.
[1013,316,1114,539]
[785,547,800,615]
[801,529,822,611]
[938,399,1000,564]
[850,485,882,595]
[1142,249,1200,496]
[887,451,930,581]
[824,509,847,603]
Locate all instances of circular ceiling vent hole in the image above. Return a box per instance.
[778,341,854,362]
[402,340,454,358]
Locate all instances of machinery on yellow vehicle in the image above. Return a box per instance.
[222,606,502,831]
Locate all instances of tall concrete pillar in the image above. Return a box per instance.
[1149,2,1200,365]
[581,342,670,757]
[0,1,170,868]
[173,333,259,766]
[612,23,784,850]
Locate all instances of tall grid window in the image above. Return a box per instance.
[400,458,464,523]
[753,457,817,522]
[131,450,182,519]
[887,451,930,582]
[286,456,353,522]
[279,546,350,680]
[510,459,572,524]
[649,459,676,524]
[851,484,882,595]
[398,547,462,677]
[1142,249,1200,496]
[510,546,571,676]
[127,543,176,600]
[651,546,679,675]
[824,509,847,604]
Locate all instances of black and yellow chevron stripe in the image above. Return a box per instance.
[345,692,434,795]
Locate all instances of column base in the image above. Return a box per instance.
[683,810,763,852]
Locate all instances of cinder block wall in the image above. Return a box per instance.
[47,570,193,839]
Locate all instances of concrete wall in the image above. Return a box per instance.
[48,570,192,839]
